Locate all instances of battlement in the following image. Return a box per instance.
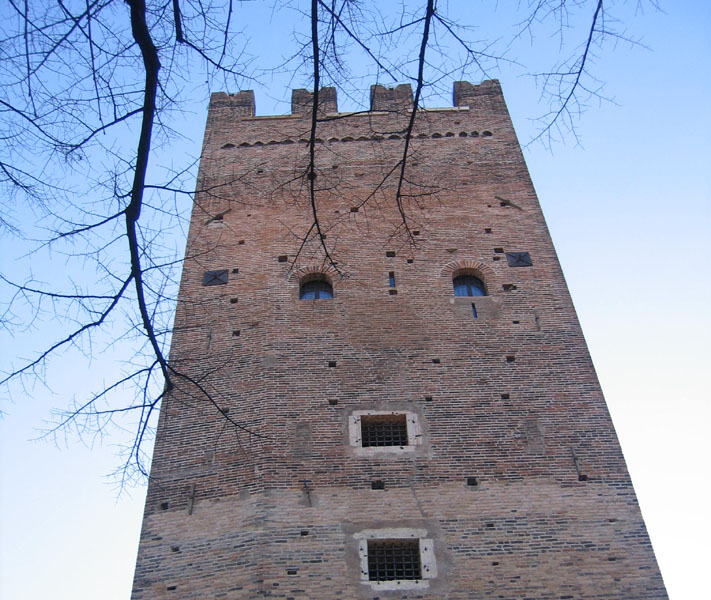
[291,87,338,115]
[370,83,414,111]
[209,80,502,118]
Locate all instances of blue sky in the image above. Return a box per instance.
[1,2,709,598]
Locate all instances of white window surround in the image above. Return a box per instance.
[348,410,422,455]
[355,527,437,591]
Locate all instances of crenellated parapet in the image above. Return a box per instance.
[208,80,503,119]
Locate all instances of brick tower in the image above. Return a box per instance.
[132,80,667,599]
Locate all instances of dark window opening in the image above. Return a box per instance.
[471,303,478,318]
[388,272,396,288]
[367,540,421,581]
[300,279,333,300]
[361,414,408,447]
[453,274,486,297]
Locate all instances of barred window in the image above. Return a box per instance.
[348,411,422,455]
[361,414,408,447]
[367,540,422,581]
[356,529,437,589]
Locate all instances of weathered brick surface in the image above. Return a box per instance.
[132,80,667,599]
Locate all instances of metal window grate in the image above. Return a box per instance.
[361,415,408,447]
[367,540,422,581]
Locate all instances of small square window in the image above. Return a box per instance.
[361,414,408,447]
[367,540,421,581]
[348,411,422,455]
[355,528,437,590]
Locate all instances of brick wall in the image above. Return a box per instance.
[132,81,667,599]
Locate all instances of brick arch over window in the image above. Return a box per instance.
[441,260,495,294]
[289,266,340,300]
[288,266,338,285]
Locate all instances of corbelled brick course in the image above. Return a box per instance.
[132,80,667,599]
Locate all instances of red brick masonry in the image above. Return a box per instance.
[132,81,667,599]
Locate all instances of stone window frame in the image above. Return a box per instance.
[348,410,422,456]
[354,527,437,591]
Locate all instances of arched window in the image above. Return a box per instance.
[453,274,486,297]
[300,279,334,299]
